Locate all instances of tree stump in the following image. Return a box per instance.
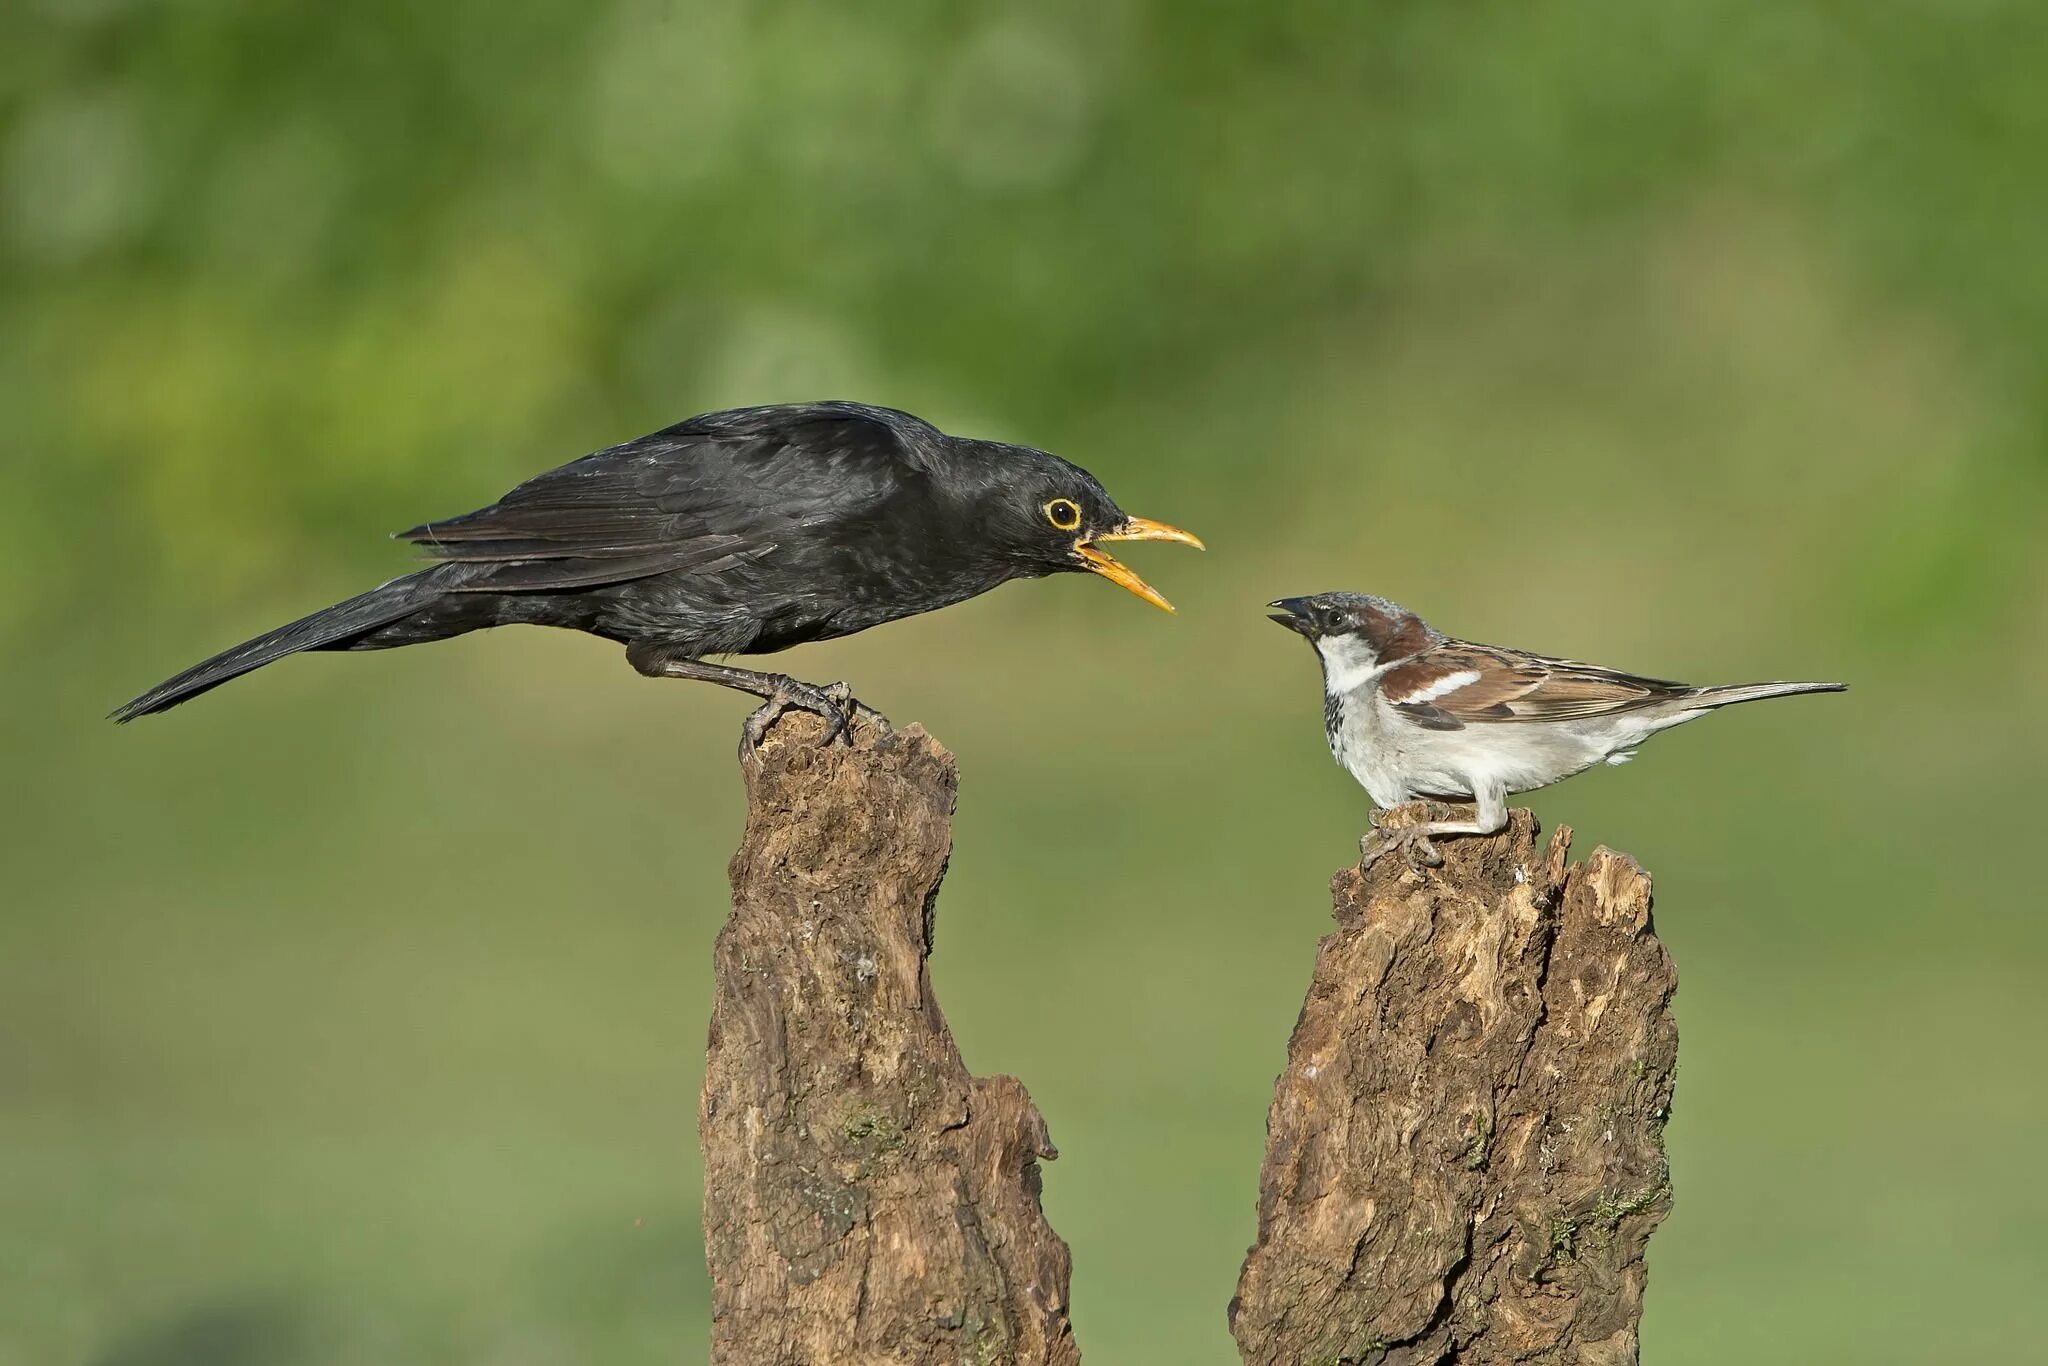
[1231,805,1678,1366]
[701,714,1078,1366]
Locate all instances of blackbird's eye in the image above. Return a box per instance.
[1044,498,1082,532]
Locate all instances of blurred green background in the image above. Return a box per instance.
[5,1,2045,1362]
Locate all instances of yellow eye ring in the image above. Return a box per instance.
[1044,498,1082,532]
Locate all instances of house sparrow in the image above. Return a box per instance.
[1268,593,1845,867]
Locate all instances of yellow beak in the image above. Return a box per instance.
[1075,517,1206,614]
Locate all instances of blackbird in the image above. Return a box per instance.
[114,401,1203,742]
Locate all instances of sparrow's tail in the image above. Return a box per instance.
[1684,679,1848,711]
[111,569,445,722]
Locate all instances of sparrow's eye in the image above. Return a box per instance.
[1043,498,1082,532]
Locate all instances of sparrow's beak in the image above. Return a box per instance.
[1267,598,1318,637]
[1075,517,1205,614]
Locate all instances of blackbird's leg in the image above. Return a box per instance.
[624,642,865,750]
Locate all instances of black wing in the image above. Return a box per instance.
[397,403,941,593]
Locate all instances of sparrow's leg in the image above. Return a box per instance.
[624,643,865,750]
[1362,781,1508,869]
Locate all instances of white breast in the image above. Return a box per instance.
[1321,664,1631,806]
[1322,682,1420,806]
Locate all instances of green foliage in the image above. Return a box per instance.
[4,2,2045,1363]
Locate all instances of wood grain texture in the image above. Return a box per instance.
[702,714,1078,1366]
[1232,805,1678,1366]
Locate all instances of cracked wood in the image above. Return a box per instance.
[701,714,1079,1365]
[1231,806,1678,1366]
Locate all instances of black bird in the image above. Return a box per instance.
[114,401,1203,742]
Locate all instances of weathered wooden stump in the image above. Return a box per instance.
[1232,805,1679,1366]
[701,713,1078,1366]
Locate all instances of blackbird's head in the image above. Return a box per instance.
[967,443,1204,612]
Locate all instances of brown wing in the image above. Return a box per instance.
[1381,641,1696,730]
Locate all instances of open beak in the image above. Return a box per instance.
[1267,598,1317,636]
[1075,517,1205,614]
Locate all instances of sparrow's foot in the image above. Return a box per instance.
[1360,821,1444,870]
[742,677,860,752]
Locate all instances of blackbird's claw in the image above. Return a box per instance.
[816,682,857,740]
[820,681,892,738]
[741,677,856,753]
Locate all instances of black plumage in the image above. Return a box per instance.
[114,402,1202,740]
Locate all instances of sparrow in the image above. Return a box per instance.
[114,401,1203,743]
[1268,593,1845,867]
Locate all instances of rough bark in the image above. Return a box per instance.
[701,713,1079,1366]
[1231,804,1678,1366]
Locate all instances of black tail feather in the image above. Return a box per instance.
[111,571,440,722]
